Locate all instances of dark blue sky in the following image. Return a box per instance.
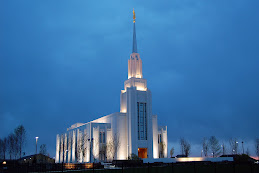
[1,0,259,157]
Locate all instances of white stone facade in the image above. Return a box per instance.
[55,13,167,163]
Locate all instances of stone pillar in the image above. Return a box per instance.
[60,134,64,163]
[77,129,82,163]
[55,134,60,163]
[83,129,88,162]
[72,130,76,162]
[67,132,72,163]
[64,133,67,162]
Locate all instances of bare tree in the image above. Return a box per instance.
[184,143,191,157]
[255,138,259,159]
[229,138,238,154]
[180,138,184,155]
[246,148,250,156]
[7,133,15,160]
[209,136,221,157]
[221,142,226,155]
[99,143,107,161]
[202,138,209,157]
[107,133,120,160]
[14,125,26,158]
[128,153,141,160]
[76,131,89,162]
[82,132,90,162]
[0,139,3,159]
[159,142,166,158]
[180,138,191,157]
[40,144,47,155]
[1,126,25,160]
[2,137,7,160]
[76,132,82,162]
[170,147,174,158]
[14,134,19,159]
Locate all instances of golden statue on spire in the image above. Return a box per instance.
[133,8,136,23]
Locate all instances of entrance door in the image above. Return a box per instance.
[138,148,147,158]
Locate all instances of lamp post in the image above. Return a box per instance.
[242,141,244,154]
[35,137,39,154]
[236,141,238,155]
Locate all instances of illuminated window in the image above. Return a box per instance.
[137,102,147,140]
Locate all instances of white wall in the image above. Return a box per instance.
[152,115,158,158]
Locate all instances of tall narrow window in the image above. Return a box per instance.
[99,131,105,143]
[138,102,147,140]
[99,132,102,143]
[158,134,162,144]
[103,132,105,143]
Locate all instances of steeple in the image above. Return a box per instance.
[132,9,137,53]
[128,9,143,80]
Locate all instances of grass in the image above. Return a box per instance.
[50,163,259,173]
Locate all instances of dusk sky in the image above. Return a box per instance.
[1,0,259,158]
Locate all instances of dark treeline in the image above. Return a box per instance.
[169,136,259,159]
[0,125,26,160]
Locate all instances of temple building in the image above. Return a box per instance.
[55,10,168,163]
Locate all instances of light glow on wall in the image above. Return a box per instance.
[136,86,146,91]
[153,147,159,159]
[176,157,204,162]
[64,163,76,169]
[117,153,127,160]
[121,108,127,113]
[136,74,142,78]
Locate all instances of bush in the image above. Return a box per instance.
[128,153,142,160]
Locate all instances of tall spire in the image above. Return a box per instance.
[132,9,137,53]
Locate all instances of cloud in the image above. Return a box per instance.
[1,0,259,157]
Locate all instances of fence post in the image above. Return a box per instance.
[122,163,124,173]
[171,162,174,173]
[233,162,235,173]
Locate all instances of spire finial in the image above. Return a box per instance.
[133,8,136,23]
[132,9,137,53]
